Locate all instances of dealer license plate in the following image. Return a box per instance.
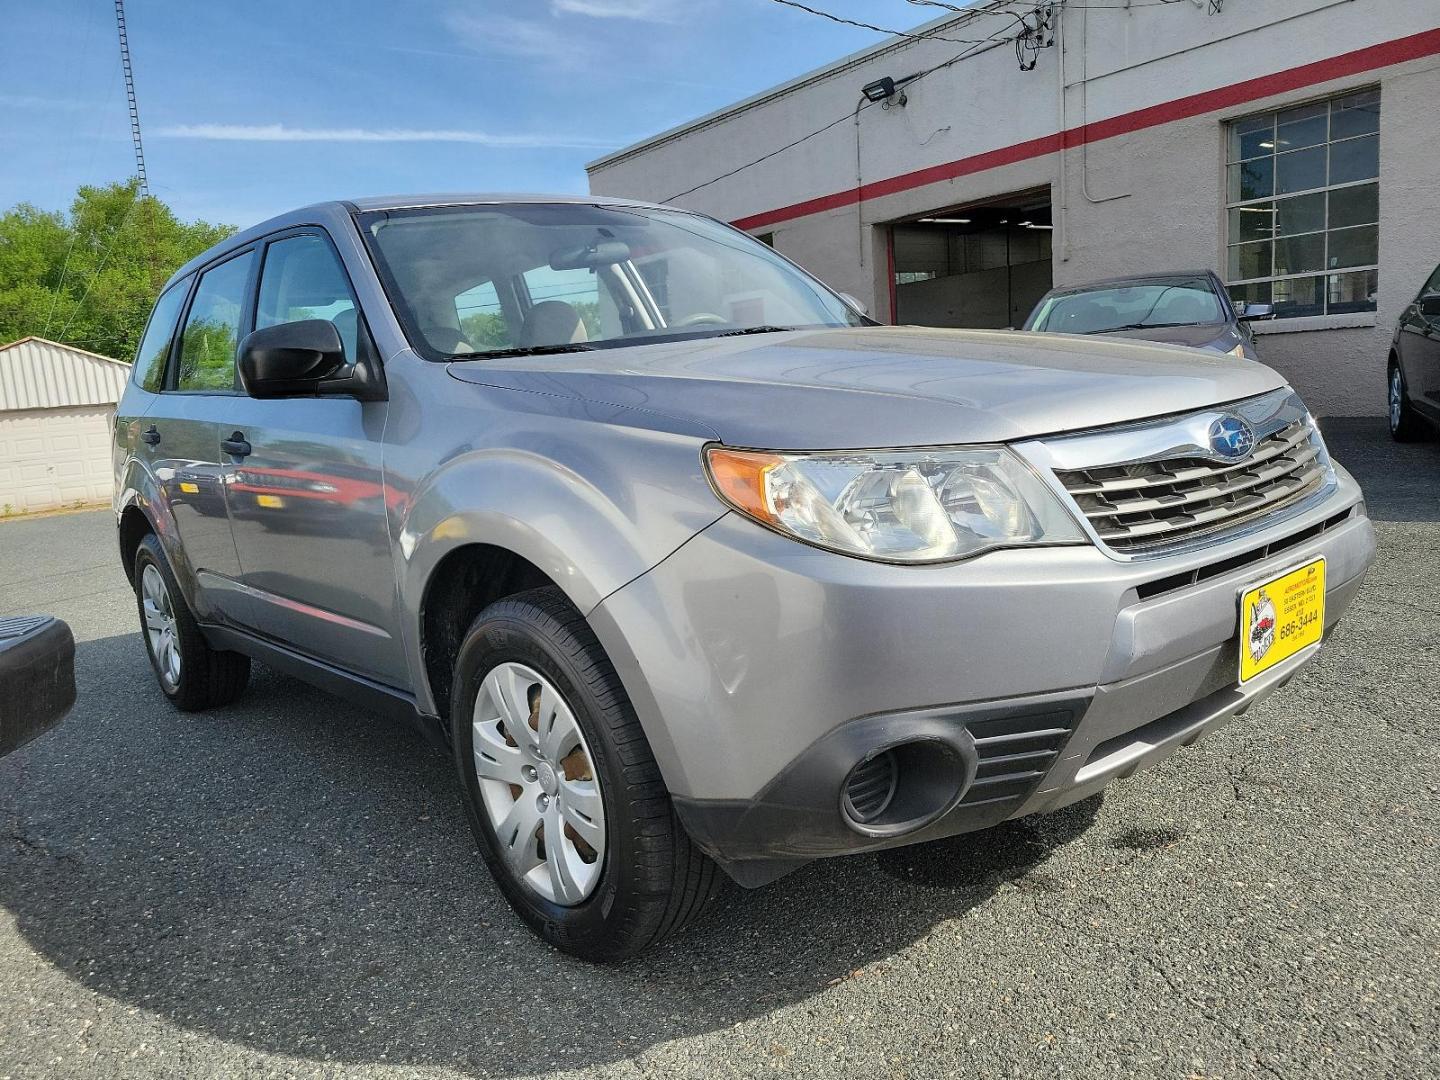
[1238,558,1326,684]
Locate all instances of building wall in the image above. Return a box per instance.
[588,0,1440,416]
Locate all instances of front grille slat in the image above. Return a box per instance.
[1053,412,1329,554]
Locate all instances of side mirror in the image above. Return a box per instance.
[1419,295,1440,322]
[839,292,869,317]
[238,319,384,401]
[1238,302,1275,321]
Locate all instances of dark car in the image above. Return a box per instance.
[1023,270,1273,359]
[0,616,75,758]
[1388,261,1440,442]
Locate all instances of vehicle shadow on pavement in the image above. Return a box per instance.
[1320,417,1440,522]
[0,631,1100,1078]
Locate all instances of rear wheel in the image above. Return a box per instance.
[133,534,250,712]
[451,586,721,961]
[1390,362,1430,442]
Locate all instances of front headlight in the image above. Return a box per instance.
[705,445,1087,563]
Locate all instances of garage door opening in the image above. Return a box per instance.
[890,189,1053,329]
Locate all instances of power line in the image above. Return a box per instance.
[765,0,1007,45]
[53,192,142,345]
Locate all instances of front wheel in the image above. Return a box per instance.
[451,586,721,961]
[1390,362,1431,442]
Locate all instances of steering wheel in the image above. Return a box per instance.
[672,312,729,329]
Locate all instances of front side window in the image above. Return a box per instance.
[1028,276,1224,334]
[256,233,360,362]
[177,251,254,391]
[1225,89,1379,319]
[359,202,862,360]
[132,280,188,392]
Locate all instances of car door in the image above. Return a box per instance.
[221,229,403,686]
[1398,263,1440,417]
[144,249,258,625]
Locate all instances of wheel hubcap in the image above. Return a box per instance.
[471,662,606,906]
[1391,369,1403,430]
[140,564,181,689]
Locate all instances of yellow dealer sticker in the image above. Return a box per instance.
[1239,558,1326,684]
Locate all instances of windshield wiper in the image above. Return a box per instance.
[449,343,597,360]
[1081,321,1206,334]
[714,325,799,338]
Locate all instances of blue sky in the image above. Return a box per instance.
[0,0,965,230]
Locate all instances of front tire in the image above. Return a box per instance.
[451,586,720,962]
[1390,361,1430,442]
[133,534,250,712]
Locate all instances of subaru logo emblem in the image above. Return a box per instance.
[1208,415,1256,460]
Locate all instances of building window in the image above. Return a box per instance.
[1225,88,1379,320]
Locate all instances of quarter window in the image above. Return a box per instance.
[256,234,360,362]
[132,280,188,392]
[177,252,254,391]
[1225,89,1379,319]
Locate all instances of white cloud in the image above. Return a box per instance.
[550,0,682,19]
[155,123,618,150]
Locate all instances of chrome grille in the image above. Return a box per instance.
[1039,391,1332,554]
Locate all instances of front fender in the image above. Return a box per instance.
[395,410,726,718]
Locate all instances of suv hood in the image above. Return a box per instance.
[446,326,1287,449]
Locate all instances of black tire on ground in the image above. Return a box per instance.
[451,585,722,962]
[1389,361,1431,442]
[133,533,250,712]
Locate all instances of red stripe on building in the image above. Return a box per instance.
[731,27,1440,232]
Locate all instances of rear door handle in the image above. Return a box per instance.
[221,432,252,458]
[140,425,161,446]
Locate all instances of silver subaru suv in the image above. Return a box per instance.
[113,195,1375,960]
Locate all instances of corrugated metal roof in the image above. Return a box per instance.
[0,337,131,412]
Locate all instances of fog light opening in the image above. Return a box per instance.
[841,739,970,837]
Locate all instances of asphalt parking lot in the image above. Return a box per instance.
[1,418,1436,1080]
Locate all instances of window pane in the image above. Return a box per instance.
[1229,281,1271,309]
[1229,113,1274,162]
[1327,269,1377,314]
[1330,134,1378,184]
[1330,89,1380,140]
[1272,275,1325,319]
[454,280,511,350]
[1275,146,1327,195]
[1228,158,1274,202]
[133,282,187,392]
[1275,102,1328,152]
[1229,203,1276,244]
[1327,224,1378,270]
[177,253,253,392]
[1274,233,1326,276]
[1328,182,1378,229]
[256,234,358,362]
[1228,240,1272,281]
[1275,192,1325,237]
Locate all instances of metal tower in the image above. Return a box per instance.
[114,0,148,196]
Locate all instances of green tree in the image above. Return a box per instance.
[0,179,234,362]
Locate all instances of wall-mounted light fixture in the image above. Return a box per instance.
[862,77,898,103]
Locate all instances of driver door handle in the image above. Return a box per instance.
[222,432,252,458]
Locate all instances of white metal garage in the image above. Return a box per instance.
[0,337,130,515]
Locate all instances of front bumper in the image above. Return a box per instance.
[589,465,1375,887]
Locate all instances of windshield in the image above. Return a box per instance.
[1027,277,1225,335]
[358,202,863,359]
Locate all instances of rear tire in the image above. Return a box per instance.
[133,534,250,712]
[1389,361,1431,442]
[451,586,721,962]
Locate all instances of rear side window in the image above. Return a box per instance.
[132,281,188,392]
[256,233,360,363]
[177,251,254,391]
